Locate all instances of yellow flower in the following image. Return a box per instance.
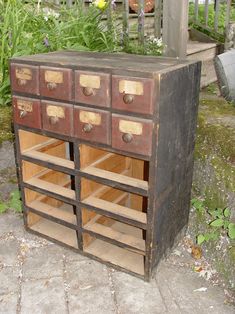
[94,0,107,10]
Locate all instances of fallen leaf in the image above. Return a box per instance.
[191,245,202,260]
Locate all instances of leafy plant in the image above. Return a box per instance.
[8,189,22,213]
[0,201,8,214]
[191,199,235,245]
[124,36,163,56]
[0,189,22,214]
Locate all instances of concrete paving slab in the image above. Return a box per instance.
[65,260,116,314]
[111,270,167,314]
[156,262,235,314]
[0,292,18,314]
[0,141,15,170]
[0,238,19,266]
[0,213,24,237]
[0,267,19,295]
[22,245,64,280]
[21,277,67,314]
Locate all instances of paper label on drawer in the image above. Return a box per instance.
[119,120,143,135]
[15,68,32,81]
[45,71,63,84]
[79,111,101,125]
[119,80,143,95]
[80,74,101,89]
[46,105,65,118]
[17,100,33,112]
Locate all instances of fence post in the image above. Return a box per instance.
[162,0,189,59]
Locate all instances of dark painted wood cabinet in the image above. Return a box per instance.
[10,51,201,281]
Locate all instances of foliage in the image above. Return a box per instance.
[0,200,7,214]
[124,36,163,56]
[0,0,119,106]
[191,198,235,245]
[0,189,22,213]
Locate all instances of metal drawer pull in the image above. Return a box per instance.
[122,133,133,143]
[49,116,59,125]
[17,79,27,86]
[123,94,134,104]
[83,123,93,133]
[47,82,57,90]
[83,87,94,97]
[19,110,27,118]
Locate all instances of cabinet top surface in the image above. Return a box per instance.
[11,50,197,75]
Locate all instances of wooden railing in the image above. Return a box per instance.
[190,0,233,40]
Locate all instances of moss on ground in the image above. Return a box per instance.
[0,106,14,145]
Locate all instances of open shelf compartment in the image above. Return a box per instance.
[27,211,78,249]
[24,188,77,227]
[22,160,76,201]
[79,145,149,194]
[19,129,75,171]
[82,209,146,255]
[83,234,145,276]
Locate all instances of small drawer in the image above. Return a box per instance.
[10,64,39,95]
[40,66,73,101]
[75,71,110,108]
[112,114,153,156]
[74,107,110,145]
[112,76,154,115]
[41,101,73,136]
[13,96,41,129]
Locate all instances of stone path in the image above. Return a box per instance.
[0,212,234,314]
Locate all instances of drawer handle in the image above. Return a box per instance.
[122,133,133,143]
[49,116,59,125]
[47,82,57,90]
[123,94,134,104]
[17,79,27,86]
[83,87,94,97]
[82,123,93,133]
[19,110,27,118]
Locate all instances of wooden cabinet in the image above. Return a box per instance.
[11,51,201,281]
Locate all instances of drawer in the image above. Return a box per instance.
[13,96,41,129]
[75,71,110,108]
[112,115,153,156]
[10,63,39,95]
[74,107,110,145]
[40,67,73,101]
[41,101,73,136]
[112,76,154,115]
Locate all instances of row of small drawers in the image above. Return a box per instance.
[13,96,153,156]
[10,63,155,115]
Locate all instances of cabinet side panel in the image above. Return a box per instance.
[152,61,201,269]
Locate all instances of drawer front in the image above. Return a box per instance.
[112,76,154,115]
[42,101,73,136]
[13,96,41,129]
[10,64,39,95]
[74,107,110,145]
[75,71,110,108]
[40,67,73,101]
[112,115,153,156]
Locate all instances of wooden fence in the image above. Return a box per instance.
[189,0,233,40]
